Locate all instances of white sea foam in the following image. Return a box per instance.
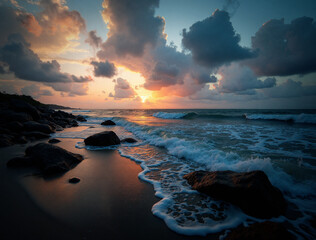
[55,114,316,237]
[245,113,316,124]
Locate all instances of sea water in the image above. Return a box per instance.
[53,109,316,238]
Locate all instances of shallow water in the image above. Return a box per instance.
[54,109,316,238]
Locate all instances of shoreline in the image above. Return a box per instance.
[0,133,219,239]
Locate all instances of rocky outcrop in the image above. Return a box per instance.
[121,138,137,143]
[84,131,120,146]
[7,143,83,175]
[101,120,116,126]
[225,221,295,240]
[0,92,82,147]
[183,170,286,219]
[76,115,87,122]
[24,121,54,134]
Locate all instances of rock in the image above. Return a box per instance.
[69,119,78,127]
[225,221,295,240]
[183,170,286,219]
[24,121,54,134]
[0,109,32,122]
[84,131,120,146]
[0,134,15,147]
[0,126,11,134]
[69,177,80,184]
[101,120,116,126]
[22,131,50,140]
[121,138,137,143]
[8,143,83,175]
[15,136,27,144]
[9,99,40,120]
[48,138,61,144]
[6,121,24,132]
[76,115,87,122]
[54,119,68,128]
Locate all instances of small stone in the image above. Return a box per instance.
[121,138,137,143]
[101,120,116,126]
[48,138,61,144]
[69,177,80,184]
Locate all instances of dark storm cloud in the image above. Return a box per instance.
[217,63,276,93]
[98,0,215,96]
[182,9,254,68]
[0,5,26,45]
[248,17,316,76]
[195,73,217,84]
[85,30,102,49]
[259,79,316,98]
[101,0,165,57]
[0,34,92,83]
[91,60,117,78]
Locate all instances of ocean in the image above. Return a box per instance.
[53,109,316,238]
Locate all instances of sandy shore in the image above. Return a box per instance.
[0,128,218,239]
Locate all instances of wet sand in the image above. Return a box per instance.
[0,135,218,239]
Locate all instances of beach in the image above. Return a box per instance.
[1,108,316,240]
[0,128,218,240]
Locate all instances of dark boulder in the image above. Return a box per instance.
[121,138,137,143]
[15,136,27,144]
[76,115,87,122]
[0,126,11,134]
[9,99,40,120]
[24,121,54,134]
[6,121,24,132]
[101,120,116,126]
[84,131,120,146]
[183,170,286,219]
[69,177,80,184]
[22,131,50,140]
[0,109,32,122]
[225,221,295,240]
[7,143,83,175]
[48,138,61,144]
[0,134,15,147]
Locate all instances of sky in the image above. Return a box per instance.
[0,0,316,109]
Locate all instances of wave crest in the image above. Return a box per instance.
[244,113,316,124]
[153,112,197,119]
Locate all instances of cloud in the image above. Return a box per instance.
[47,82,89,96]
[109,78,138,99]
[222,0,240,16]
[85,30,102,49]
[91,60,117,78]
[247,16,316,76]
[0,82,19,94]
[259,79,316,98]
[182,9,254,68]
[0,1,86,54]
[97,0,215,97]
[0,34,92,84]
[216,63,276,93]
[21,84,53,97]
[101,0,165,57]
